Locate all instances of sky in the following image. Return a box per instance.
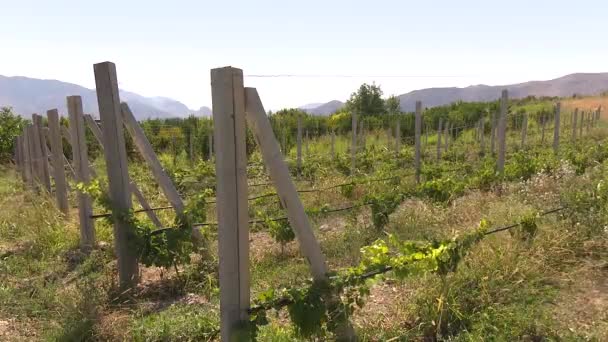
[1,0,608,111]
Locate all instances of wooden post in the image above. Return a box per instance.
[553,102,561,154]
[436,118,442,160]
[33,114,52,192]
[497,90,507,174]
[47,109,69,215]
[67,96,95,252]
[17,135,27,183]
[521,113,528,148]
[414,101,422,183]
[84,114,163,228]
[41,128,54,175]
[351,111,357,175]
[23,126,35,188]
[26,126,38,186]
[211,67,250,341]
[395,119,401,154]
[572,108,578,142]
[297,115,302,170]
[14,136,20,173]
[541,112,547,144]
[29,114,43,189]
[93,62,138,288]
[586,110,592,133]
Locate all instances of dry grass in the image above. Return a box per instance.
[562,95,608,119]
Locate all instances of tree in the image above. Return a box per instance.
[346,83,385,116]
[385,95,401,115]
[0,107,26,164]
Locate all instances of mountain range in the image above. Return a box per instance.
[301,73,608,115]
[0,75,211,119]
[2,72,608,119]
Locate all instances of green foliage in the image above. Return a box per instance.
[266,218,295,249]
[365,192,405,230]
[340,183,355,199]
[130,304,219,341]
[346,83,386,116]
[249,220,491,340]
[418,177,465,203]
[512,212,539,242]
[77,179,201,269]
[0,107,26,164]
[385,95,401,115]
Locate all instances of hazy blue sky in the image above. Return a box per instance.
[1,0,607,110]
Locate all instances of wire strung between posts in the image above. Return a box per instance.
[90,171,409,219]
[247,205,569,315]
[89,116,582,220]
[148,202,370,236]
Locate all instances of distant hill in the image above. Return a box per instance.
[298,102,324,110]
[396,73,608,112]
[300,73,608,115]
[303,100,345,115]
[4,72,608,120]
[0,75,207,119]
[191,106,212,117]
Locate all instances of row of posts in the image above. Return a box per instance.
[283,90,601,179]
[13,62,205,289]
[11,78,602,341]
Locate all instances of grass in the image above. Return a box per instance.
[1,115,608,340]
